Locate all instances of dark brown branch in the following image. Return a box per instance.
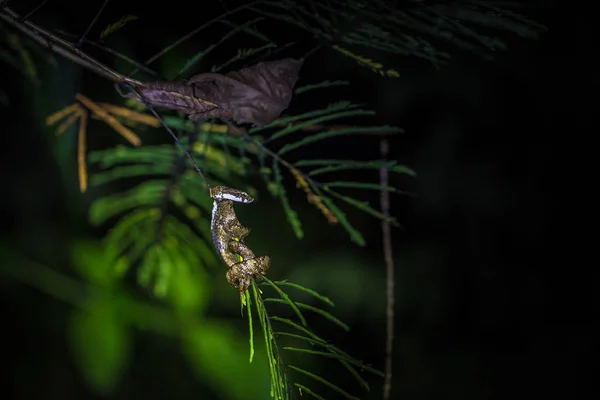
[380,138,395,400]
[0,6,142,86]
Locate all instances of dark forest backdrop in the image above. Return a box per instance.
[1,1,582,400]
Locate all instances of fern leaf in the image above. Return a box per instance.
[277,126,403,155]
[323,181,399,192]
[319,196,365,246]
[293,384,327,400]
[288,365,361,400]
[331,45,400,78]
[90,164,174,186]
[245,290,255,363]
[285,349,370,390]
[99,15,138,40]
[271,317,327,344]
[263,298,349,331]
[90,181,168,225]
[250,101,362,133]
[178,17,264,77]
[295,80,349,94]
[271,281,334,306]
[219,19,272,42]
[295,159,415,177]
[324,190,399,227]
[251,283,289,399]
[267,109,375,143]
[289,168,339,224]
[261,276,307,327]
[273,160,303,239]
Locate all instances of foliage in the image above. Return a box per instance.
[0,0,547,399]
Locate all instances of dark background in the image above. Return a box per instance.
[1,1,583,399]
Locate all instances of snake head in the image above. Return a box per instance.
[210,186,254,203]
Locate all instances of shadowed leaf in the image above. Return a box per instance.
[123,58,304,126]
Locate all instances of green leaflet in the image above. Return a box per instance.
[251,282,289,399]
[88,145,178,167]
[266,109,375,143]
[277,126,403,155]
[177,17,265,77]
[99,15,138,40]
[250,101,362,133]
[319,196,365,246]
[294,159,416,177]
[293,384,327,400]
[324,181,399,192]
[273,159,303,239]
[285,349,369,391]
[89,181,168,225]
[218,19,272,43]
[270,280,334,306]
[288,365,361,400]
[325,189,400,227]
[91,164,175,186]
[295,80,350,94]
[263,298,349,331]
[261,275,307,327]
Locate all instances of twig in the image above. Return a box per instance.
[129,0,260,77]
[75,0,110,49]
[18,0,48,22]
[0,6,142,86]
[380,138,395,400]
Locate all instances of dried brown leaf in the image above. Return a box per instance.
[125,58,303,126]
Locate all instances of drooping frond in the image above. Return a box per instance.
[246,278,383,400]
[86,136,249,296]
[243,0,547,71]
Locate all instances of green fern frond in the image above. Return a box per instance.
[295,159,416,177]
[324,189,400,227]
[332,45,400,78]
[263,298,349,331]
[266,108,375,143]
[278,126,403,155]
[270,281,334,307]
[293,383,327,400]
[272,160,304,239]
[99,15,138,40]
[288,365,360,400]
[323,181,400,193]
[249,279,380,400]
[251,101,364,134]
[245,0,546,69]
[318,196,365,246]
[294,80,350,95]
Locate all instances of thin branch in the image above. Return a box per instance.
[0,6,142,85]
[18,0,48,22]
[380,138,395,400]
[75,0,110,49]
[129,0,260,77]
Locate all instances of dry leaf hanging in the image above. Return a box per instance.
[121,58,304,127]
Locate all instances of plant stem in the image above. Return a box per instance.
[0,6,142,86]
[380,138,395,400]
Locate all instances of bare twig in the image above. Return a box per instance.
[18,0,48,22]
[75,0,110,49]
[380,138,395,400]
[0,6,142,86]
